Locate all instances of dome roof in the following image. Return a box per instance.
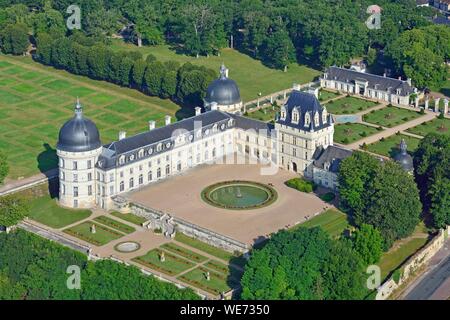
[394,139,413,172]
[205,64,241,106]
[57,100,101,153]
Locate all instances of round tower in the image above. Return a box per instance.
[56,99,102,208]
[394,139,413,174]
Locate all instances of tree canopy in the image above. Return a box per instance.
[0,195,28,228]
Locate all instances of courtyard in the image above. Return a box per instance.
[127,159,328,245]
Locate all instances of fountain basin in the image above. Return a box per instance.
[201,181,277,210]
[114,241,141,253]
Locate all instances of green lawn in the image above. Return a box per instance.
[160,243,208,263]
[366,134,421,158]
[379,237,428,281]
[0,54,182,180]
[109,40,321,102]
[132,248,195,276]
[178,266,233,295]
[318,89,341,102]
[334,123,380,144]
[325,96,379,114]
[245,105,280,122]
[63,221,124,246]
[363,106,423,128]
[27,195,91,229]
[109,211,147,226]
[292,209,350,238]
[406,117,450,138]
[93,215,135,234]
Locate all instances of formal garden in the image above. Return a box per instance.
[318,89,341,102]
[63,221,126,246]
[334,122,381,144]
[325,96,379,114]
[363,106,423,128]
[365,133,421,158]
[109,211,148,226]
[406,117,450,138]
[245,104,280,122]
[0,55,182,180]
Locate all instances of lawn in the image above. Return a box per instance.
[27,195,91,229]
[160,243,208,263]
[109,211,147,226]
[93,215,135,234]
[132,248,195,276]
[178,266,234,295]
[363,106,423,128]
[318,89,341,102]
[0,54,182,180]
[378,237,428,281]
[292,209,350,238]
[334,123,380,144]
[245,105,280,122]
[406,117,450,138]
[366,134,421,158]
[109,40,321,102]
[325,96,379,114]
[63,221,124,246]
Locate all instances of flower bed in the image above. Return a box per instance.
[94,215,135,234]
[160,243,208,263]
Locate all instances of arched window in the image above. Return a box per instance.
[314,112,320,126]
[129,178,134,188]
[280,106,287,120]
[148,171,153,181]
[322,107,328,124]
[157,168,161,178]
[304,113,311,126]
[292,108,299,124]
[119,155,125,165]
[138,149,144,158]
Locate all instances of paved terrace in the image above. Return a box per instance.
[127,158,328,246]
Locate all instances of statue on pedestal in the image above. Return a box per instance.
[160,251,165,263]
[91,224,96,234]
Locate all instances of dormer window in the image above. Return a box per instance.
[157,143,162,152]
[304,112,311,126]
[280,106,287,121]
[119,155,125,165]
[322,107,328,124]
[292,108,300,124]
[138,149,144,158]
[314,112,320,127]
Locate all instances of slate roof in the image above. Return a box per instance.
[433,16,450,25]
[312,145,353,173]
[276,90,333,131]
[323,66,415,96]
[229,113,274,132]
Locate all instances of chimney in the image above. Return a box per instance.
[307,87,319,99]
[383,72,386,78]
[195,107,201,116]
[210,102,218,111]
[406,78,412,86]
[165,115,171,125]
[119,131,126,140]
[148,120,156,131]
[398,76,402,80]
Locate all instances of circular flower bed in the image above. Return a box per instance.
[201,180,278,210]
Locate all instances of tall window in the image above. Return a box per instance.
[73,174,78,182]
[148,171,153,181]
[165,165,170,175]
[120,181,124,192]
[87,172,92,181]
[61,184,65,195]
[73,161,77,170]
[177,162,182,171]
[139,174,143,185]
[88,185,92,196]
[110,186,114,195]
[129,178,134,188]
[157,168,161,178]
[73,187,78,197]
[87,160,92,169]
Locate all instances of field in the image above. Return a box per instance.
[27,195,91,229]
[109,211,147,226]
[109,40,321,102]
[63,221,124,246]
[378,237,428,281]
[366,134,421,158]
[363,106,422,128]
[334,123,380,144]
[406,117,450,138]
[292,209,350,238]
[0,54,182,180]
[325,96,379,114]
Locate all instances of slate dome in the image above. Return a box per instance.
[57,100,101,153]
[394,139,413,172]
[205,64,241,106]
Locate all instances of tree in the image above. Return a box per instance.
[143,61,166,96]
[352,224,383,265]
[0,23,29,55]
[50,37,73,69]
[262,27,296,70]
[0,195,28,227]
[414,134,450,228]
[161,70,177,98]
[241,227,368,300]
[131,59,146,89]
[35,32,53,65]
[0,150,8,185]
[118,57,134,87]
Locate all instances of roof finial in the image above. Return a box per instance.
[400,139,407,154]
[219,63,227,79]
[75,97,83,116]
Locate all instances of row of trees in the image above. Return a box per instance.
[338,151,422,250]
[0,1,442,80]
[0,229,200,299]
[240,225,384,300]
[34,32,216,106]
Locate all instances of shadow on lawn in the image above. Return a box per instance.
[37,143,59,198]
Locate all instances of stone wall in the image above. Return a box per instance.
[376,228,447,300]
[130,202,249,254]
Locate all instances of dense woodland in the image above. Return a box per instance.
[0,230,200,299]
[0,0,448,89]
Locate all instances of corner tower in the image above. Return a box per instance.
[56,99,102,208]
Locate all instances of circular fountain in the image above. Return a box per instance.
[114,241,141,253]
[201,181,277,210]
